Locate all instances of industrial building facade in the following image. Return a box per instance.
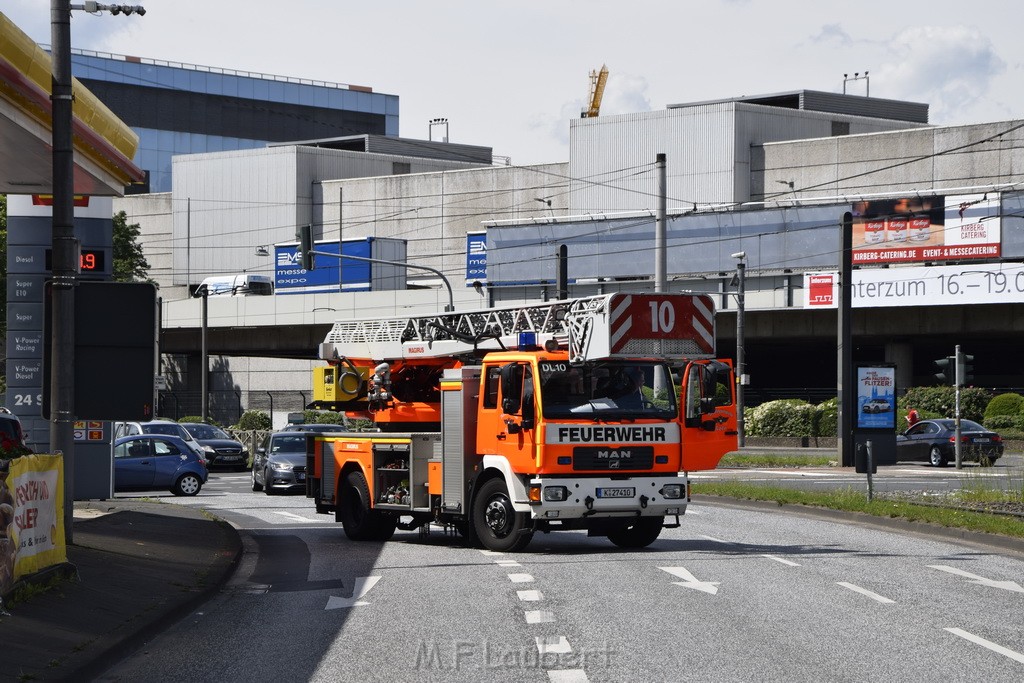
[68,47,399,193]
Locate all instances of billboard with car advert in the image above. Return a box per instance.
[857,366,896,430]
[851,193,1000,264]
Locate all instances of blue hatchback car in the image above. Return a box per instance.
[113,435,209,496]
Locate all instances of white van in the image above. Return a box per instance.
[194,274,273,297]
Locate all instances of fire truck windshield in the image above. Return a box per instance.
[538,361,677,419]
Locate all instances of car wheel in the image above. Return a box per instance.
[173,473,202,496]
[251,467,263,492]
[472,477,533,552]
[263,468,275,495]
[929,446,947,468]
[607,517,664,549]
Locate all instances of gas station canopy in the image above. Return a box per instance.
[0,12,143,196]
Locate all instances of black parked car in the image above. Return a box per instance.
[180,423,249,471]
[896,419,1003,467]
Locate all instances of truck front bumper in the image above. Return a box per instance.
[524,475,689,520]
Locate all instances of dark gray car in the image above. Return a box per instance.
[180,423,249,471]
[251,432,308,495]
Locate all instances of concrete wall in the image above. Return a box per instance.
[756,119,1024,203]
[318,163,569,287]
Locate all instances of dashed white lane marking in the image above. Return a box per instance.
[944,628,1024,663]
[508,573,534,583]
[524,610,556,624]
[272,511,329,523]
[517,590,543,601]
[548,670,589,683]
[480,550,504,556]
[536,636,572,654]
[496,560,522,567]
[698,534,729,544]
[837,582,895,604]
[763,554,801,567]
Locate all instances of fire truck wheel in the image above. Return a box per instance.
[338,471,395,541]
[607,516,664,549]
[472,478,533,552]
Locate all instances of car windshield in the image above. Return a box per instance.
[185,424,229,440]
[538,361,676,419]
[143,423,185,437]
[271,435,308,453]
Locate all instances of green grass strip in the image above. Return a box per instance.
[693,480,1024,539]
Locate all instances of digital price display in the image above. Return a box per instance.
[44,248,107,273]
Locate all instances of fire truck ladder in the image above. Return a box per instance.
[319,293,715,364]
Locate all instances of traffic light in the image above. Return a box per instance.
[296,224,314,270]
[957,353,974,386]
[934,356,955,385]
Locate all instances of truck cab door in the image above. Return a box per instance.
[479,362,537,470]
[679,359,738,471]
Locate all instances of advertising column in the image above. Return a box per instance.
[853,364,898,467]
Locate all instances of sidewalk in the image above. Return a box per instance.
[0,499,241,682]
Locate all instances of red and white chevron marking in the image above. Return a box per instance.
[608,294,715,354]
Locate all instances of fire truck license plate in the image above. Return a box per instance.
[596,487,635,499]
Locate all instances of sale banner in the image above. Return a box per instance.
[7,454,66,583]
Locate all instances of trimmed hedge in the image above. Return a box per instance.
[983,393,1024,420]
[898,386,989,423]
[235,410,271,431]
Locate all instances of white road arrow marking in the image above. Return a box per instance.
[325,576,381,610]
[945,628,1024,663]
[659,566,720,595]
[928,565,1024,593]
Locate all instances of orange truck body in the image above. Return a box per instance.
[306,293,737,551]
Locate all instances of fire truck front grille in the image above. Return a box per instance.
[571,446,654,471]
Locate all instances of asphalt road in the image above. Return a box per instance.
[93,470,1024,682]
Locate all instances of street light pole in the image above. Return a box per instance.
[731,251,747,447]
[51,0,77,544]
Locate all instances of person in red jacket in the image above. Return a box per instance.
[905,408,920,428]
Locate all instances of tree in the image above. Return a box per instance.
[112,210,150,282]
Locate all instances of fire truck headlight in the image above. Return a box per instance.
[543,486,568,502]
[659,484,684,499]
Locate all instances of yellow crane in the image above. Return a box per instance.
[581,64,609,118]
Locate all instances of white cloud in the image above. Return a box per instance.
[872,26,1005,124]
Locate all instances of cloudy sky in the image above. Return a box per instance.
[4,1,1021,165]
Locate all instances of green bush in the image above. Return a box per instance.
[983,415,1024,431]
[746,399,815,437]
[814,397,838,437]
[983,393,1024,420]
[301,410,347,425]
[177,415,220,426]
[234,410,271,431]
[898,386,989,423]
